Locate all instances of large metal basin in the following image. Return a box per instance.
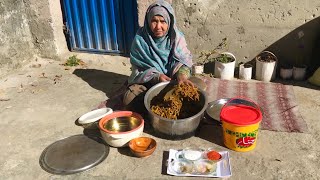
[144,81,208,139]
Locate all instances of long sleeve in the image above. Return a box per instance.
[127,65,160,85]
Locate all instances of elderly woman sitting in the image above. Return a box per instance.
[123,1,194,114]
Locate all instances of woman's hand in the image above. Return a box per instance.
[159,74,171,82]
[177,73,194,86]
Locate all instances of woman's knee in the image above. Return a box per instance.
[123,84,147,106]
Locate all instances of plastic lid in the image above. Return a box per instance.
[220,105,262,125]
[39,135,109,175]
[78,108,113,124]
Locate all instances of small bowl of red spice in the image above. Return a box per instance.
[204,148,222,162]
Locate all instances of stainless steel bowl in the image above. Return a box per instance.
[99,111,144,147]
[103,116,143,133]
[144,81,208,138]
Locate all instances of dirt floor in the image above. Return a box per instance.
[0,54,320,179]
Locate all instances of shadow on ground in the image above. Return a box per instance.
[73,69,128,97]
[195,117,224,147]
[161,151,169,175]
[244,16,320,89]
[117,147,134,157]
[273,79,320,90]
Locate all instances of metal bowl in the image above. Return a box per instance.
[98,111,144,147]
[144,81,208,138]
[103,116,142,132]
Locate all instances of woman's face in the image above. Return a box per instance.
[149,15,168,38]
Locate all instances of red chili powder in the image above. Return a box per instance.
[207,151,221,160]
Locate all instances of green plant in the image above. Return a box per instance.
[195,38,230,65]
[215,54,234,63]
[64,55,81,66]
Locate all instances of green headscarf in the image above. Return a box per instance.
[129,0,192,84]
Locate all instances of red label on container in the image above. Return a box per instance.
[236,137,255,147]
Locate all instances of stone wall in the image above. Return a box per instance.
[0,0,34,77]
[0,0,61,77]
[136,0,320,68]
[23,0,58,59]
[172,0,320,67]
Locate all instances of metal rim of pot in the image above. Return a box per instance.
[144,81,208,123]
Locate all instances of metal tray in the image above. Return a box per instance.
[205,98,230,121]
[206,98,263,122]
[39,135,109,175]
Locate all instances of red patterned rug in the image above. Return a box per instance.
[97,77,308,133]
[201,76,308,133]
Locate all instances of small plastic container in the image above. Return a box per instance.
[193,159,217,174]
[181,148,204,161]
[170,159,193,174]
[204,148,222,162]
[175,150,185,160]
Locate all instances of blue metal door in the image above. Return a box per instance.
[62,0,138,55]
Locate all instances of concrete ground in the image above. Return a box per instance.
[0,54,320,180]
